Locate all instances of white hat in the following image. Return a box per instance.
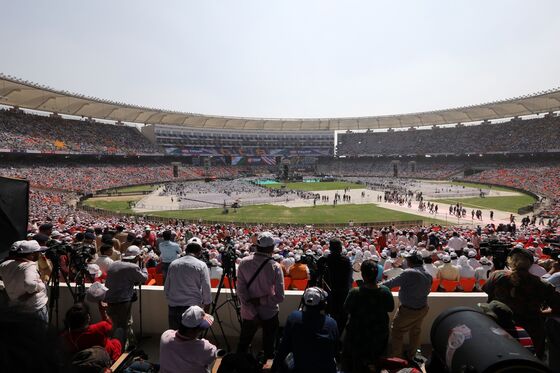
[181,305,214,329]
[467,250,476,258]
[187,237,203,247]
[480,257,491,265]
[11,240,42,254]
[257,232,275,248]
[122,245,141,260]
[303,287,327,307]
[87,263,102,278]
[442,255,451,263]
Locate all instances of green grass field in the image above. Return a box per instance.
[83,197,142,213]
[431,195,536,213]
[84,198,443,225]
[263,181,363,191]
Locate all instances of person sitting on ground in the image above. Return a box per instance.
[159,305,218,373]
[61,302,122,362]
[272,287,338,373]
[343,259,395,373]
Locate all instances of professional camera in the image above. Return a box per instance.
[45,241,95,272]
[220,238,238,274]
[479,239,511,270]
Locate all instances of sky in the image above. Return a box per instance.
[2,1,560,119]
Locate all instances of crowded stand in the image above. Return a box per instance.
[4,214,560,371]
[0,109,161,154]
[0,164,240,193]
[317,158,464,178]
[336,115,560,156]
[466,165,560,218]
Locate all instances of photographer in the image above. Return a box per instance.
[104,245,148,350]
[164,237,212,330]
[236,232,285,362]
[0,240,49,323]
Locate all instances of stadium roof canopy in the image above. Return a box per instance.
[1,73,560,132]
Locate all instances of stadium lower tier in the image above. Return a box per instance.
[56,283,488,346]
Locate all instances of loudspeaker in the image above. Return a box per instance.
[0,177,29,257]
[173,165,179,177]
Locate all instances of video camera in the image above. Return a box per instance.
[44,241,95,271]
[479,239,511,270]
[220,237,238,274]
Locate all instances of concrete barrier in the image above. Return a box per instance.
[55,284,487,345]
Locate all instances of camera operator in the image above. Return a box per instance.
[0,240,49,323]
[104,245,148,350]
[317,238,352,334]
[164,237,212,330]
[236,232,285,362]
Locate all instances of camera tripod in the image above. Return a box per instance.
[204,260,242,351]
[46,246,94,328]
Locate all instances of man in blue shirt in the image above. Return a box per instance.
[381,250,432,359]
[159,230,181,283]
[272,287,338,373]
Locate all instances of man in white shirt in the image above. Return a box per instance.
[0,240,48,322]
[447,232,467,253]
[159,305,217,373]
[165,237,212,330]
[95,244,114,274]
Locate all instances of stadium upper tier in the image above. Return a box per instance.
[336,114,560,156]
[2,73,560,131]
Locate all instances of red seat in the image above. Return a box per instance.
[154,273,164,286]
[478,279,487,288]
[459,278,476,292]
[390,287,400,292]
[210,278,220,288]
[439,279,459,292]
[145,278,156,286]
[223,277,234,288]
[352,281,359,288]
[284,277,292,290]
[430,278,440,292]
[291,279,308,290]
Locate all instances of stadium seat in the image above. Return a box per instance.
[291,279,308,290]
[210,278,220,288]
[478,279,487,288]
[145,278,156,286]
[430,278,440,292]
[391,287,400,292]
[459,278,476,292]
[439,279,459,292]
[284,277,292,290]
[223,277,234,289]
[352,281,358,288]
[147,267,156,279]
[154,273,164,286]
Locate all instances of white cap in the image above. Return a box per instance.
[181,305,214,329]
[122,245,141,260]
[11,240,42,254]
[442,255,451,263]
[257,232,275,248]
[187,237,203,247]
[303,287,327,307]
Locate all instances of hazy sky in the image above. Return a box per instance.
[2,1,560,119]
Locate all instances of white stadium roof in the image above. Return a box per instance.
[1,73,560,132]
